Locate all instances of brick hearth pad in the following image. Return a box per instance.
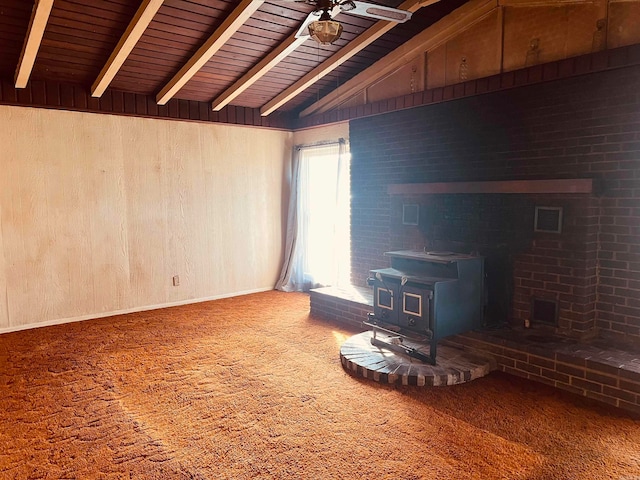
[340,331,497,386]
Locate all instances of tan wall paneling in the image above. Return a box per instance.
[0,203,7,328]
[336,92,367,112]
[426,45,447,89]
[444,9,502,85]
[367,55,426,103]
[0,105,291,331]
[608,1,640,49]
[502,4,603,72]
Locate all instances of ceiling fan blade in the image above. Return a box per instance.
[294,11,318,38]
[346,1,412,22]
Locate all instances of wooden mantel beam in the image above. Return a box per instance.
[92,0,164,98]
[259,0,435,116]
[14,0,54,89]
[156,0,264,105]
[388,179,597,195]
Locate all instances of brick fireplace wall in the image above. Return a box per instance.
[512,195,599,337]
[350,64,640,344]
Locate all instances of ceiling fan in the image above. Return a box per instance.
[291,0,413,45]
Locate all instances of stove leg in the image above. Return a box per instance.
[429,339,437,366]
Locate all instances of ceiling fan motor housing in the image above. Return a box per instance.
[298,0,413,45]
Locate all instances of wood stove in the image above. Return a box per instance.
[366,250,484,364]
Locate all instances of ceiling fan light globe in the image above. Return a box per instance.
[308,19,343,45]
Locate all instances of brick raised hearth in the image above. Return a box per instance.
[310,286,371,330]
[311,287,640,415]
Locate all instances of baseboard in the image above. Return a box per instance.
[0,287,274,335]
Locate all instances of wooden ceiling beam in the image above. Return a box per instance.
[156,0,264,105]
[91,0,164,98]
[211,36,307,111]
[14,0,54,88]
[259,0,434,116]
[299,0,497,117]
[209,8,339,112]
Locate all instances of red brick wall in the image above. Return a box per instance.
[350,65,640,344]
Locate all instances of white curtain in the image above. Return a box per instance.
[276,139,349,292]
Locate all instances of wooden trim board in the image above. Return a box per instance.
[388,178,596,195]
[0,287,273,335]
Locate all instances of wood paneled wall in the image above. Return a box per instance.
[298,43,640,129]
[300,0,640,122]
[292,122,349,146]
[0,105,292,331]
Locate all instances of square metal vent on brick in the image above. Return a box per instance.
[534,206,563,233]
[403,204,419,225]
[531,297,558,326]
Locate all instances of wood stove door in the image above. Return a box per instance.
[373,280,399,325]
[399,285,432,334]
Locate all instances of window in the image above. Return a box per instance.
[277,140,350,291]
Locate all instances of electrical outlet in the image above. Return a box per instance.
[172,275,180,286]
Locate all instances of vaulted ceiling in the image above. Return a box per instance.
[0,0,468,117]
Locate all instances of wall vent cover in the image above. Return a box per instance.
[531,297,558,326]
[534,206,562,233]
[403,204,419,225]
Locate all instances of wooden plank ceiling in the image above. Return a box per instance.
[0,0,468,116]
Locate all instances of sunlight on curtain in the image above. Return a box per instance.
[276,140,350,292]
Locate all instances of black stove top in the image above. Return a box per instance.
[373,267,453,285]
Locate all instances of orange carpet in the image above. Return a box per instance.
[0,291,638,479]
